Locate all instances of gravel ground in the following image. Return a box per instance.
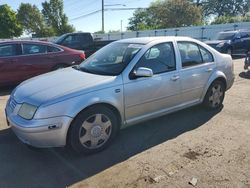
[0,58,249,188]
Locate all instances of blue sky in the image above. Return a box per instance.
[0,0,153,33]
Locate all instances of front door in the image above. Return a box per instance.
[123,42,181,123]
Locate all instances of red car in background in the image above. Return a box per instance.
[0,40,85,87]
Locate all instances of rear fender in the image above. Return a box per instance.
[201,71,227,100]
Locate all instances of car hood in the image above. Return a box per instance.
[13,67,120,106]
[205,40,228,45]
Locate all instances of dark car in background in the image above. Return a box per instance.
[205,30,250,56]
[0,40,85,87]
[54,32,113,57]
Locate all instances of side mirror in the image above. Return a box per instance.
[130,67,153,79]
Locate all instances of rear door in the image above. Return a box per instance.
[177,41,215,104]
[0,43,22,86]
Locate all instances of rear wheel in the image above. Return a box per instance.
[203,80,225,109]
[68,106,119,154]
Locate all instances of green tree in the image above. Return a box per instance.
[17,3,54,37]
[127,0,202,31]
[151,0,202,28]
[0,4,22,38]
[127,9,156,31]
[42,0,75,35]
[212,14,250,24]
[203,0,250,17]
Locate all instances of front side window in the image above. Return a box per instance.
[0,44,17,57]
[135,42,176,74]
[23,44,46,55]
[79,42,143,76]
[63,35,80,44]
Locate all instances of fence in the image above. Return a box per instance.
[94,22,250,41]
[1,22,250,42]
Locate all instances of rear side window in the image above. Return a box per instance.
[23,44,46,55]
[0,44,17,57]
[199,46,214,63]
[178,41,214,68]
[47,46,61,53]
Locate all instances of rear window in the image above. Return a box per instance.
[47,46,61,53]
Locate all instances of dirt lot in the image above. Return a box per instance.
[0,58,249,188]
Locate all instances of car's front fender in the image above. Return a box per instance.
[34,85,124,124]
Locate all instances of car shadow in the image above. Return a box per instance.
[0,105,222,188]
[239,71,250,79]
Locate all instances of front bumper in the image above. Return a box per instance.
[5,102,73,148]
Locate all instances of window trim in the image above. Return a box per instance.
[20,43,64,57]
[177,41,214,69]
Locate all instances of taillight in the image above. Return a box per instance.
[79,53,86,61]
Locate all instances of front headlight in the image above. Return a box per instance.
[18,103,37,120]
[216,42,225,48]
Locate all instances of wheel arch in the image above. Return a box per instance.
[66,102,122,145]
[202,71,227,100]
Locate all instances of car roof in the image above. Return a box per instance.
[0,40,54,45]
[116,36,193,44]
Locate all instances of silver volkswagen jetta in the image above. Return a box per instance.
[5,37,234,153]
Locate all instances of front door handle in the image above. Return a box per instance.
[171,75,180,81]
[205,68,213,72]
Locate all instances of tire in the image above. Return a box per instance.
[203,80,225,110]
[68,106,119,154]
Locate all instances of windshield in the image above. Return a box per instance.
[53,34,67,44]
[216,32,236,40]
[79,42,143,76]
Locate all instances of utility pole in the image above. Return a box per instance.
[120,20,123,33]
[102,0,104,33]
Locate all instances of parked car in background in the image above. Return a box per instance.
[54,32,114,57]
[205,30,250,56]
[0,40,85,87]
[5,37,234,154]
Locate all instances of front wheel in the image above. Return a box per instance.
[68,106,119,154]
[203,80,225,109]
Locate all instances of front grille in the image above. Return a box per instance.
[9,98,17,112]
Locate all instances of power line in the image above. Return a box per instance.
[70,7,147,21]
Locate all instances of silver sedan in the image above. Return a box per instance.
[5,37,234,154]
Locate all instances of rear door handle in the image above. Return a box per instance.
[171,75,180,81]
[205,68,213,72]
